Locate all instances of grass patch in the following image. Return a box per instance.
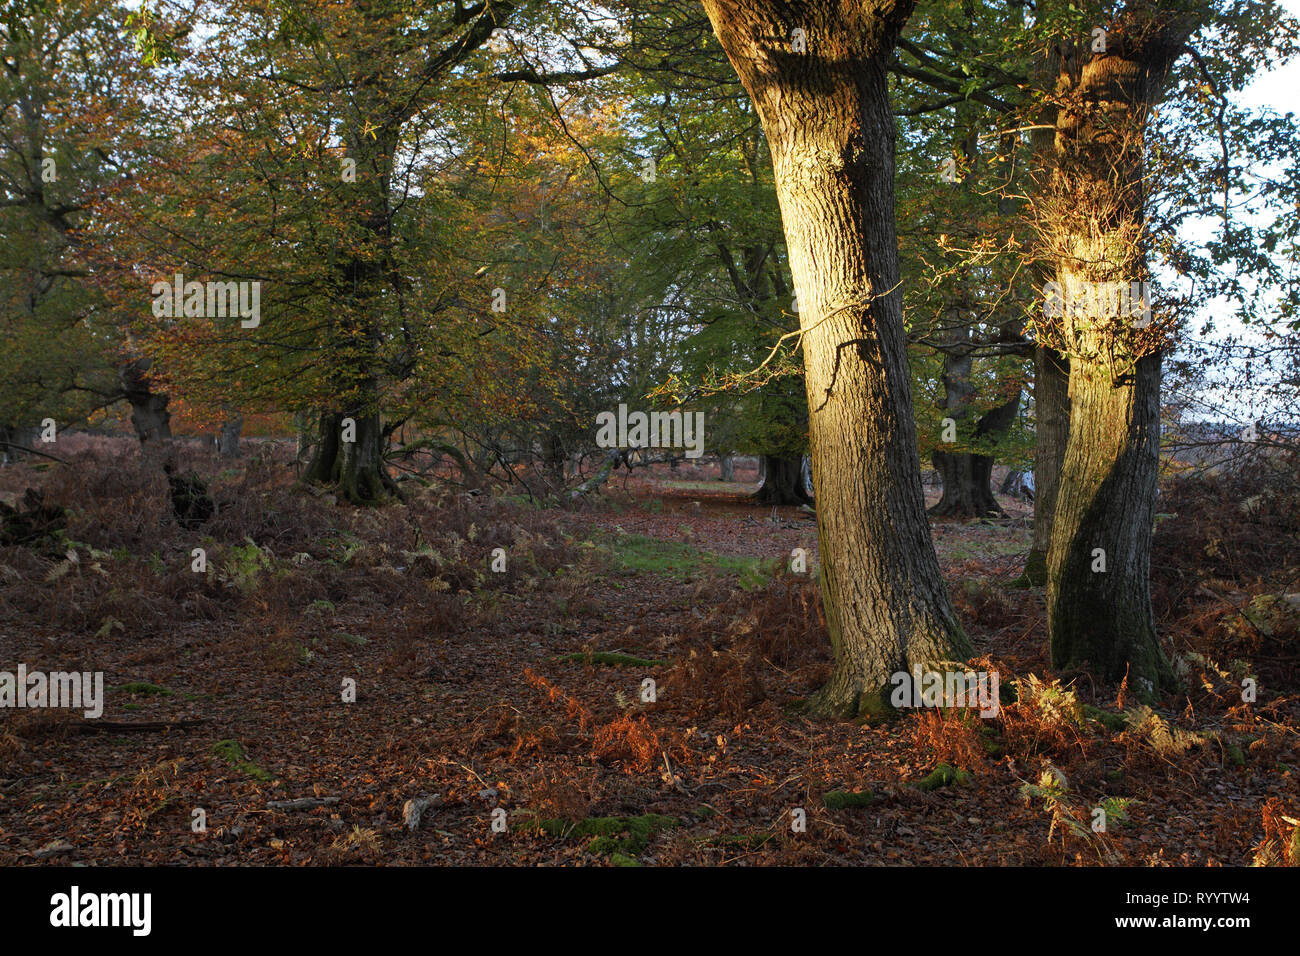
[654,480,745,492]
[941,531,1031,564]
[601,532,767,588]
[210,739,275,782]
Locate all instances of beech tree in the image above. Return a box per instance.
[108,0,616,502]
[700,0,969,717]
[0,0,148,444]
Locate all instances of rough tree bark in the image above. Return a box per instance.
[1041,13,1196,690]
[302,407,394,504]
[702,0,969,717]
[303,98,399,504]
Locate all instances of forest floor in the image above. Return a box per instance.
[1,440,1297,866]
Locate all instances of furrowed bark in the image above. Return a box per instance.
[702,0,969,718]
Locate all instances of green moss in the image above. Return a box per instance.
[210,739,275,782]
[852,686,901,724]
[823,789,874,810]
[523,813,678,860]
[112,682,172,697]
[914,763,972,791]
[1082,704,1129,732]
[609,852,642,867]
[1009,550,1049,589]
[558,650,667,667]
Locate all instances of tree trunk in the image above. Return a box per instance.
[0,425,39,463]
[703,0,969,718]
[218,415,242,458]
[1048,352,1167,687]
[1022,346,1069,584]
[930,451,1000,518]
[1040,18,1196,691]
[753,453,812,505]
[119,358,171,444]
[929,347,1020,519]
[302,407,395,505]
[718,454,735,482]
[541,430,566,485]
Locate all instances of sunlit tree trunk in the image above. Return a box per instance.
[1040,16,1195,690]
[703,0,969,717]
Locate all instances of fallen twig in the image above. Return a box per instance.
[75,718,209,734]
[267,796,340,811]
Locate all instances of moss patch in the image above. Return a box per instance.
[1082,704,1128,732]
[914,763,972,791]
[524,813,678,861]
[210,739,275,782]
[823,789,874,810]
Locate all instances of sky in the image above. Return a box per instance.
[1166,0,1300,425]
[1241,0,1300,110]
